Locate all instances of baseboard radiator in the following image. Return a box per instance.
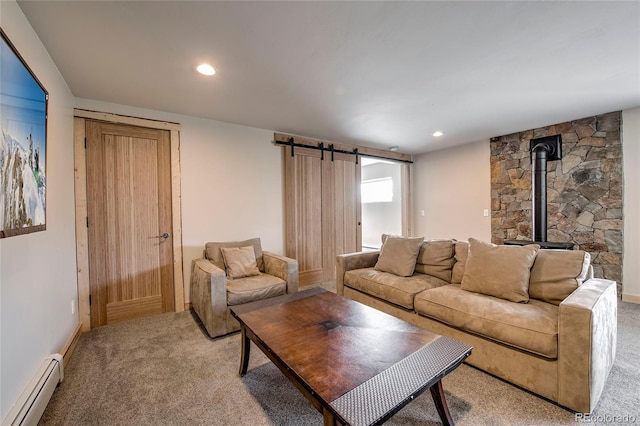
[2,354,64,426]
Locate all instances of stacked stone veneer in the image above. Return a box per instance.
[490,111,623,287]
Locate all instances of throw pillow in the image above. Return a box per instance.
[460,238,540,303]
[529,249,591,305]
[451,241,469,284]
[374,236,424,277]
[205,238,264,272]
[413,239,456,282]
[381,233,402,245]
[220,246,261,279]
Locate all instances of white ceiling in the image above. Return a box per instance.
[17,1,640,155]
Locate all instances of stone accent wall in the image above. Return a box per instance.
[490,111,623,286]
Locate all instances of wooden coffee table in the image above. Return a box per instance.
[230,288,471,426]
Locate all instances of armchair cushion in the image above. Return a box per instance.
[221,246,261,279]
[227,274,286,306]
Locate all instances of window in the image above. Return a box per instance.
[361,159,404,249]
[361,177,393,203]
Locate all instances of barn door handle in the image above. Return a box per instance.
[155,232,170,239]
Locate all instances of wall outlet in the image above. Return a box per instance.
[420,210,425,217]
[483,209,489,217]
[71,300,76,315]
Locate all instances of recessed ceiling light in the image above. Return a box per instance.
[433,131,444,137]
[196,63,216,76]
[389,146,399,151]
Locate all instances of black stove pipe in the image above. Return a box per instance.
[504,134,572,250]
[530,134,562,244]
[531,143,549,243]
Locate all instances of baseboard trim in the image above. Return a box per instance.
[622,293,640,304]
[60,323,83,368]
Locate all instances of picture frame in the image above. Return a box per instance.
[1,28,49,238]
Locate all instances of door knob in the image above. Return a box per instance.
[155,232,170,239]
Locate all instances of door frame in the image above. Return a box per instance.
[73,109,184,331]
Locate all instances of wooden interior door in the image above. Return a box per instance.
[86,121,174,327]
[284,147,360,286]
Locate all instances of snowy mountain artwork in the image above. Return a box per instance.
[1,29,48,238]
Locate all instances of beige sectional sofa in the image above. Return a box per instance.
[336,236,617,414]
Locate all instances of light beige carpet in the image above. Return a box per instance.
[40,291,639,425]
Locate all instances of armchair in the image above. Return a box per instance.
[191,237,298,338]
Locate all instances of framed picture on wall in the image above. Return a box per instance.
[0,28,49,238]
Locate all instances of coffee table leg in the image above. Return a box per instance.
[430,379,454,426]
[323,407,345,426]
[239,326,251,376]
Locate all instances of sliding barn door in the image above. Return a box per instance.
[284,147,361,286]
[330,152,361,258]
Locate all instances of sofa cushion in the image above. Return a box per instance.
[415,284,559,359]
[221,246,261,279]
[529,249,591,305]
[374,236,424,277]
[205,238,265,272]
[451,241,469,284]
[413,239,456,282]
[461,238,540,303]
[344,268,448,309]
[226,273,286,306]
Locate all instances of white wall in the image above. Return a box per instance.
[74,99,284,304]
[412,140,492,241]
[622,108,640,302]
[0,1,77,420]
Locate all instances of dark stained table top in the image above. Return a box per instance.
[231,287,471,426]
